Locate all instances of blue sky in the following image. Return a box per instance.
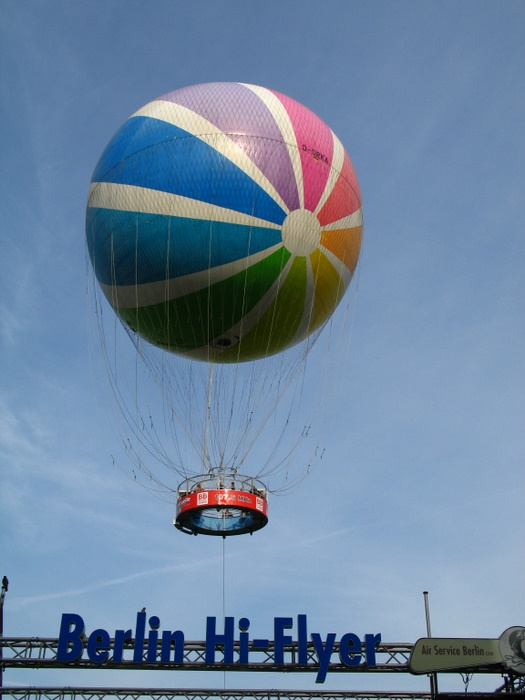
[1,0,524,693]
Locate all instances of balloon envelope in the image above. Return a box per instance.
[86,82,362,363]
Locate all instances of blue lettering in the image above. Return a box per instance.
[297,614,308,664]
[274,617,293,664]
[133,611,146,663]
[364,633,381,665]
[87,629,110,663]
[113,628,132,663]
[238,617,250,664]
[57,613,85,662]
[339,632,362,666]
[147,616,160,662]
[161,629,184,662]
[205,616,234,663]
[54,610,381,681]
[311,632,336,683]
[252,638,269,649]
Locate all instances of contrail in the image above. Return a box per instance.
[9,557,222,611]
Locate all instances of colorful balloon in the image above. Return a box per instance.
[87,82,362,363]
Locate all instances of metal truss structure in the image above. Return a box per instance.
[2,689,434,700]
[1,637,419,673]
[1,637,521,700]
[496,675,525,694]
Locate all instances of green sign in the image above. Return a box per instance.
[409,637,502,673]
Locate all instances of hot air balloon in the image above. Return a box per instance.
[87,82,362,537]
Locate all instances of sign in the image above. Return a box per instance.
[410,637,502,673]
[56,612,382,683]
[410,627,525,675]
[499,626,525,675]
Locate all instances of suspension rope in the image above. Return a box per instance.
[222,537,227,689]
[204,363,214,472]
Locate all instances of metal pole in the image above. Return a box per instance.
[423,591,438,699]
[0,575,8,696]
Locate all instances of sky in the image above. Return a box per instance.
[0,0,524,694]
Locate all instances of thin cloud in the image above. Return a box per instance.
[9,557,222,612]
